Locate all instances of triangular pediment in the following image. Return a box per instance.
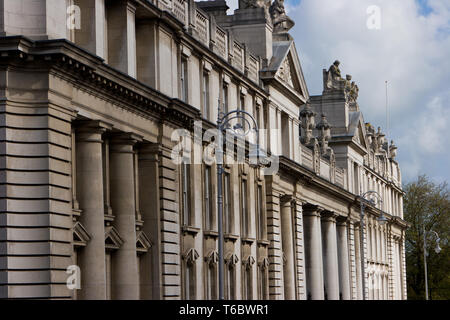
[225,253,239,266]
[265,41,310,101]
[354,119,368,149]
[205,250,219,265]
[73,221,91,247]
[276,53,296,88]
[183,248,199,264]
[136,230,152,253]
[105,226,124,250]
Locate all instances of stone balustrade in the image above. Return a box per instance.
[154,0,259,79]
[300,144,347,189]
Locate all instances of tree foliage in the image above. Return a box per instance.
[404,175,450,300]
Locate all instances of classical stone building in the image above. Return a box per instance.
[0,0,407,299]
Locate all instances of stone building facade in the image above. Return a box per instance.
[0,0,407,299]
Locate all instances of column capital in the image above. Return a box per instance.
[110,132,143,153]
[280,194,293,205]
[336,215,349,226]
[75,120,113,142]
[138,143,161,162]
[321,210,338,222]
[302,203,324,217]
[294,198,307,206]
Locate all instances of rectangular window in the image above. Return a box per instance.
[225,264,235,300]
[242,266,252,300]
[105,253,111,300]
[181,57,188,102]
[281,112,290,157]
[182,163,191,226]
[239,95,245,126]
[258,265,268,300]
[241,179,248,237]
[222,84,228,114]
[256,105,261,129]
[354,162,359,194]
[203,72,210,119]
[184,262,195,299]
[224,172,232,234]
[206,264,217,300]
[256,184,265,240]
[204,166,213,230]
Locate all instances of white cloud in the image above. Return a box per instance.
[286,0,450,182]
[198,0,450,182]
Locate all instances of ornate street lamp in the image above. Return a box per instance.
[216,101,260,300]
[423,228,441,300]
[359,190,386,300]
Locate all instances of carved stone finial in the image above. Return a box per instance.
[300,100,316,145]
[389,140,397,159]
[316,113,332,155]
[270,0,295,33]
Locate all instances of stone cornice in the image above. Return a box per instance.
[279,155,355,203]
[0,36,201,132]
[279,155,409,230]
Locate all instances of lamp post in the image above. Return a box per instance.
[423,228,441,300]
[359,190,387,300]
[216,102,260,300]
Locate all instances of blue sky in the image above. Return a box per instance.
[223,0,450,185]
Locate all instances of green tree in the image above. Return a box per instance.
[404,175,450,300]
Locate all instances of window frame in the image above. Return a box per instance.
[181,162,192,226]
[222,83,228,115]
[225,262,235,300]
[184,260,196,300]
[202,71,210,120]
[205,261,218,300]
[204,165,214,230]
[241,178,249,237]
[242,264,253,300]
[256,183,266,240]
[223,171,232,234]
[180,56,188,103]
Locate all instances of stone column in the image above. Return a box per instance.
[337,217,351,300]
[354,223,363,300]
[321,211,340,300]
[348,220,358,300]
[76,120,111,300]
[110,133,142,299]
[138,143,162,299]
[280,198,296,300]
[302,204,324,300]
